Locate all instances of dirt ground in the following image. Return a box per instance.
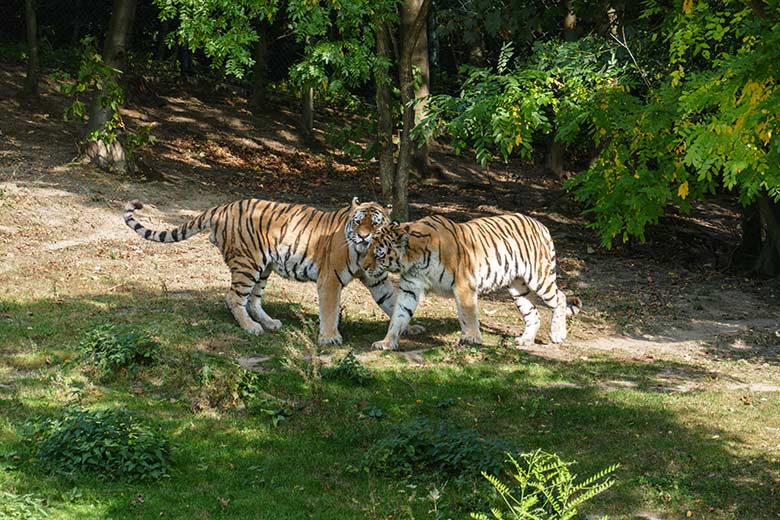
[1,65,779,393]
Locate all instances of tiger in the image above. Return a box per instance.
[359,213,581,351]
[124,197,420,345]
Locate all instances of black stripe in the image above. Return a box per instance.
[159,231,167,242]
[400,305,414,318]
[334,270,346,288]
[144,230,152,239]
[376,292,391,306]
[367,276,387,288]
[133,223,143,231]
[400,287,416,298]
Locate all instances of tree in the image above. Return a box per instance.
[22,0,40,97]
[391,0,433,220]
[405,0,431,175]
[564,0,780,276]
[84,0,138,173]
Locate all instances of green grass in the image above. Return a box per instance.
[1,290,778,520]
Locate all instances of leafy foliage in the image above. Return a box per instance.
[321,351,373,385]
[0,490,48,520]
[77,324,159,378]
[366,418,510,479]
[57,37,154,152]
[563,1,780,247]
[239,370,295,426]
[26,408,171,481]
[471,450,619,520]
[419,36,628,166]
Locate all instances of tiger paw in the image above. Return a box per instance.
[458,335,482,346]
[514,336,535,347]
[549,332,566,344]
[262,318,283,332]
[372,339,397,351]
[318,333,343,346]
[244,323,266,336]
[403,324,427,336]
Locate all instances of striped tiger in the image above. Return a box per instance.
[359,214,581,350]
[124,197,415,345]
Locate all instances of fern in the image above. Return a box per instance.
[473,450,619,520]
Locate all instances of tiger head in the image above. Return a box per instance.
[345,197,392,253]
[360,221,410,277]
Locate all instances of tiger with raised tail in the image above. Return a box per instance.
[124,197,419,345]
[360,213,581,350]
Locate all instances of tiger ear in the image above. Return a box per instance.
[351,197,360,208]
[385,203,393,212]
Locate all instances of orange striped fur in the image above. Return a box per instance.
[124,197,400,345]
[360,213,581,350]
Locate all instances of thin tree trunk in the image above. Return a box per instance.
[85,0,137,173]
[755,195,780,277]
[375,21,395,204]
[249,22,270,112]
[22,0,40,97]
[405,0,430,175]
[300,35,315,144]
[393,0,432,221]
[543,0,577,178]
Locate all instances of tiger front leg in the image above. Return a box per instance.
[454,280,482,346]
[373,281,421,351]
[317,273,344,346]
[362,273,426,336]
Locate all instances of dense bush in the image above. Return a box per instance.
[78,324,159,377]
[471,450,618,520]
[321,351,373,386]
[27,407,171,481]
[367,418,510,479]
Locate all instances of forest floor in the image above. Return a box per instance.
[1,65,779,520]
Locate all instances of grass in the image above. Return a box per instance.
[1,286,779,520]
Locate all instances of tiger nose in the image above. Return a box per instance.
[357,232,369,240]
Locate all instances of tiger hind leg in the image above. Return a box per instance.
[248,266,282,331]
[508,280,540,346]
[226,266,265,335]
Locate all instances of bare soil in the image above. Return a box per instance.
[1,65,779,393]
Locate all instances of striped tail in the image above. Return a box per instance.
[124,200,212,243]
[566,296,582,317]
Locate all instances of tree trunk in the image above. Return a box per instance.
[544,137,565,178]
[543,0,577,178]
[404,0,430,175]
[249,22,270,112]
[393,0,432,221]
[22,0,40,97]
[375,21,395,204]
[755,195,780,277]
[85,0,137,173]
[301,83,314,143]
[300,35,315,145]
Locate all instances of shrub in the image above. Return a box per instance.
[367,419,510,479]
[471,450,619,520]
[321,351,373,386]
[78,324,159,377]
[28,407,171,481]
[0,490,48,520]
[239,370,295,427]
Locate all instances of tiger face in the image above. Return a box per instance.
[360,222,410,277]
[345,197,391,253]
